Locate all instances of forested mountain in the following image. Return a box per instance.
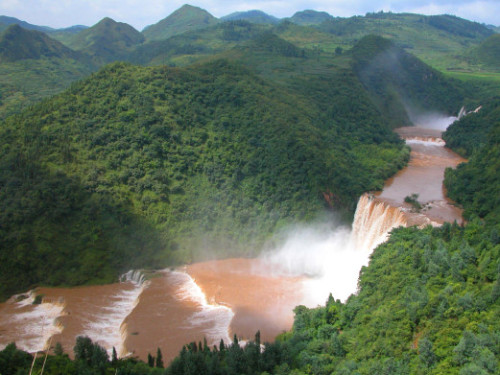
[220,10,279,25]
[128,21,271,66]
[444,100,500,222]
[142,4,219,41]
[351,35,464,127]
[0,15,53,33]
[0,25,96,119]
[0,7,495,121]
[64,17,144,63]
[317,12,493,71]
[0,46,414,300]
[0,4,499,375]
[288,10,334,25]
[2,77,499,375]
[0,24,81,62]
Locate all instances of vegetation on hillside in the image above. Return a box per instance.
[64,17,144,63]
[317,12,493,72]
[142,4,219,42]
[1,8,496,121]
[220,10,279,25]
[288,10,333,26]
[351,35,464,127]
[444,99,500,223]
[0,25,96,119]
[0,56,409,300]
[473,34,500,71]
[0,24,81,62]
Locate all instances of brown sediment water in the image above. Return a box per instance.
[121,262,306,363]
[375,126,466,226]
[0,122,467,366]
[121,270,232,362]
[0,281,144,358]
[0,292,64,353]
[185,259,306,343]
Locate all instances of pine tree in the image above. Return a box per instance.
[156,347,164,368]
[111,346,118,367]
[147,353,154,367]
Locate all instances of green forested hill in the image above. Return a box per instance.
[64,17,144,63]
[220,10,279,25]
[0,58,409,300]
[0,9,495,121]
[0,24,81,62]
[317,13,493,72]
[128,21,271,66]
[288,10,334,25]
[0,15,53,33]
[142,4,219,42]
[444,100,500,223]
[351,35,465,127]
[474,34,500,70]
[0,25,96,119]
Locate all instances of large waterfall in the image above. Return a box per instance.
[351,194,407,252]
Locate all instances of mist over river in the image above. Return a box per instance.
[0,115,466,364]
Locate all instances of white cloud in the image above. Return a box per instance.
[0,0,498,29]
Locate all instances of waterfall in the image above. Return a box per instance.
[120,269,146,286]
[351,194,407,252]
[83,270,149,358]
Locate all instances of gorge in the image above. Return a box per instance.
[0,113,466,364]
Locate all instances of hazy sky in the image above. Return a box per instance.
[1,0,499,30]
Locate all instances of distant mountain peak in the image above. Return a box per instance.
[0,24,80,62]
[143,4,218,41]
[65,17,144,62]
[221,10,280,24]
[289,10,333,25]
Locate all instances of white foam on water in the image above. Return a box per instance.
[170,270,234,346]
[82,272,147,358]
[405,138,446,146]
[4,292,65,353]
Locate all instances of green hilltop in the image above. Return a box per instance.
[220,10,279,25]
[142,4,219,42]
[1,6,498,120]
[65,17,144,63]
[0,25,96,119]
[288,9,334,25]
[0,24,81,62]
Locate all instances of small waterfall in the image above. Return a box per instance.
[457,106,467,119]
[120,270,146,286]
[83,270,148,358]
[351,194,407,252]
[9,292,65,353]
[172,270,234,346]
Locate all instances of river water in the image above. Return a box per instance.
[0,119,466,364]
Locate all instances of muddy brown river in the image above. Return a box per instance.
[0,121,466,364]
